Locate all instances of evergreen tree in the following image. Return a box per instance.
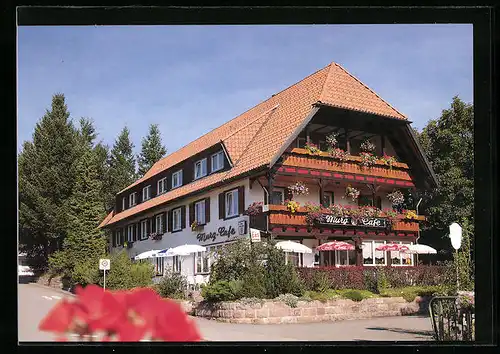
[137,124,167,177]
[18,94,79,271]
[417,96,474,257]
[104,127,137,210]
[48,146,108,283]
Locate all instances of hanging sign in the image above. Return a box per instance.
[320,215,388,228]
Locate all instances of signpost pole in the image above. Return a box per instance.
[103,269,106,291]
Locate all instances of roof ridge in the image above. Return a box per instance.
[221,104,280,141]
[329,62,406,119]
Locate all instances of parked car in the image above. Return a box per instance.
[18,253,34,276]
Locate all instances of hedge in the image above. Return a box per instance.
[296,265,453,292]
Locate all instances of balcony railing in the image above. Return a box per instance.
[267,205,423,232]
[280,148,413,183]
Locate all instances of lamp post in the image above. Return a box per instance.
[449,223,463,291]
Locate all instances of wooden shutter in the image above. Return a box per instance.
[121,228,125,245]
[207,155,212,175]
[163,213,167,233]
[238,186,245,215]
[151,181,157,198]
[181,206,186,229]
[189,203,195,226]
[168,210,173,232]
[205,198,210,223]
[132,224,136,242]
[151,215,156,234]
[112,231,116,247]
[219,193,225,219]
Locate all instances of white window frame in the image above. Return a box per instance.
[157,177,167,195]
[155,257,164,276]
[284,251,303,267]
[172,255,182,273]
[172,170,183,188]
[129,193,136,207]
[140,220,148,240]
[225,189,239,218]
[194,158,208,180]
[127,225,134,242]
[114,230,121,246]
[172,208,182,231]
[194,200,206,224]
[142,185,152,201]
[334,248,356,267]
[272,187,285,205]
[155,214,164,234]
[195,250,211,274]
[390,241,414,266]
[122,197,126,210]
[211,151,224,172]
[362,240,388,266]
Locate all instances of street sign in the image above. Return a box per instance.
[250,228,261,242]
[449,223,462,250]
[99,258,110,270]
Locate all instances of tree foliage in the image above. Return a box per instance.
[18,94,80,271]
[137,124,167,178]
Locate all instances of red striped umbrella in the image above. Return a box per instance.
[375,243,409,252]
[316,241,355,251]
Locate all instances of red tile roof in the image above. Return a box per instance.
[100,62,406,228]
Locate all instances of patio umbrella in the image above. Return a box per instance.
[316,241,355,251]
[157,244,207,257]
[375,243,409,252]
[275,241,312,254]
[403,244,437,254]
[134,249,162,260]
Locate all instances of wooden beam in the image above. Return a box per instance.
[310,124,328,133]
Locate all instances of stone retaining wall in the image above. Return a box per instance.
[36,274,66,290]
[194,296,431,324]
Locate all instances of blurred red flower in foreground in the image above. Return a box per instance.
[38,285,202,342]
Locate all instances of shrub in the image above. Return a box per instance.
[201,280,239,302]
[276,294,299,308]
[337,289,374,302]
[157,270,187,299]
[263,242,304,298]
[311,270,331,293]
[101,251,154,290]
[239,269,267,299]
[303,289,340,303]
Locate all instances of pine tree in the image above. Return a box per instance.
[104,127,137,210]
[137,124,167,177]
[48,146,108,283]
[18,94,80,271]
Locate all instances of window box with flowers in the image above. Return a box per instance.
[359,152,377,168]
[380,154,398,170]
[284,200,300,213]
[191,221,203,232]
[403,210,418,220]
[149,232,163,241]
[304,141,321,155]
[328,147,349,162]
[244,201,263,216]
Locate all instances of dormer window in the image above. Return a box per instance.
[172,170,183,189]
[211,151,224,172]
[158,177,167,194]
[142,185,152,201]
[194,158,207,180]
[122,197,126,210]
[129,192,137,206]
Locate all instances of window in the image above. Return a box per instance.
[172,208,182,231]
[195,200,206,224]
[141,220,148,240]
[158,178,167,195]
[155,214,164,234]
[195,251,210,274]
[172,255,182,273]
[225,189,239,218]
[155,257,164,276]
[363,240,387,266]
[359,195,374,207]
[127,225,134,242]
[122,197,126,210]
[129,193,137,207]
[272,188,285,205]
[142,185,152,201]
[335,249,356,266]
[114,231,121,246]
[194,158,208,179]
[172,170,183,188]
[322,192,334,207]
[390,241,414,266]
[211,151,224,172]
[285,252,303,267]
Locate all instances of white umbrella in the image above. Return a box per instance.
[404,244,437,254]
[157,244,206,257]
[275,241,312,254]
[134,249,162,260]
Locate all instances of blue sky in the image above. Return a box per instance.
[18,24,473,156]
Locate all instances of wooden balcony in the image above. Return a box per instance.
[279,148,414,185]
[267,205,423,233]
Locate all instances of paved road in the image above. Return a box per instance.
[18,282,434,342]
